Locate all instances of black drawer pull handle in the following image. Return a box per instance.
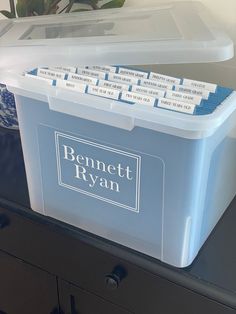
[0,214,9,229]
[70,295,78,314]
[105,265,127,290]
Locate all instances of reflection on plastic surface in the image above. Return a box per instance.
[19,11,180,41]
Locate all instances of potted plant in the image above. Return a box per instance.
[0,0,125,129]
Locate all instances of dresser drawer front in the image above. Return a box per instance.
[0,207,235,314]
[59,279,132,314]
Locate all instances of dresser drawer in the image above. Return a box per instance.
[0,207,235,314]
[59,279,133,314]
[0,249,58,314]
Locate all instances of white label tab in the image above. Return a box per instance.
[67,73,98,85]
[56,79,87,93]
[108,73,139,85]
[158,98,196,114]
[87,85,120,100]
[37,68,66,80]
[121,91,156,107]
[174,85,210,100]
[131,85,165,98]
[25,73,54,85]
[182,79,217,93]
[76,68,107,79]
[86,65,117,73]
[118,67,149,79]
[139,78,173,91]
[165,90,202,105]
[98,79,130,91]
[149,72,181,85]
[49,66,77,73]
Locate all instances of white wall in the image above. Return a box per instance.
[0,0,9,9]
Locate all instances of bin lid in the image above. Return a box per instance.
[0,1,234,69]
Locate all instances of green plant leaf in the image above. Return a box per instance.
[74,0,99,4]
[29,0,45,15]
[16,1,28,17]
[9,0,16,17]
[16,0,45,17]
[101,0,125,9]
[73,0,100,9]
[44,0,52,4]
[72,8,92,12]
[0,10,16,18]
[44,0,61,14]
[44,0,55,10]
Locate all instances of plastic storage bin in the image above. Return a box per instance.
[0,2,236,267]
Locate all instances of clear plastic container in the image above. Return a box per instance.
[0,1,235,267]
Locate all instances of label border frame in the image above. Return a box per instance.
[55,131,141,213]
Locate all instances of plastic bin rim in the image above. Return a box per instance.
[5,74,236,140]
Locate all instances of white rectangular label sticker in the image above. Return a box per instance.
[55,132,141,212]
[182,79,217,93]
[25,73,54,85]
[87,85,120,100]
[98,79,130,91]
[49,66,77,73]
[165,90,202,105]
[37,68,66,80]
[56,79,87,93]
[86,65,117,73]
[131,85,166,98]
[108,73,139,85]
[174,85,210,100]
[67,73,98,85]
[118,67,149,79]
[121,91,156,107]
[149,72,181,85]
[77,68,107,79]
[139,78,173,91]
[158,98,196,114]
